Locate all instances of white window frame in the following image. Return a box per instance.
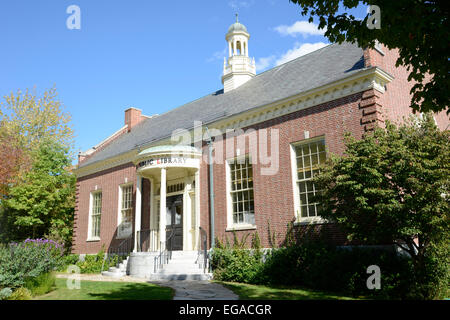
[226,155,256,231]
[117,183,134,239]
[291,136,327,225]
[87,191,102,241]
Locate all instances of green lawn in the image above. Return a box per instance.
[216,281,359,300]
[36,278,174,300]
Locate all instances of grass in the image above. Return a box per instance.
[35,278,174,300]
[216,281,359,300]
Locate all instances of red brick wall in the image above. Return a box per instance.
[200,92,367,249]
[73,163,137,254]
[74,45,448,253]
[364,44,449,130]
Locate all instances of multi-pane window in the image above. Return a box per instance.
[90,192,102,238]
[229,157,255,225]
[295,139,326,219]
[118,185,133,237]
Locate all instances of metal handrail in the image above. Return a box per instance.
[101,235,134,273]
[154,228,175,273]
[197,226,209,273]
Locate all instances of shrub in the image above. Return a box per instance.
[0,288,12,300]
[211,237,417,299]
[56,254,80,272]
[0,239,64,288]
[24,272,56,296]
[211,248,263,283]
[211,231,264,284]
[75,250,120,274]
[7,287,32,300]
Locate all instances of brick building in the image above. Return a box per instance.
[72,19,449,261]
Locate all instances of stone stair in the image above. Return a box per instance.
[101,256,129,278]
[149,251,212,281]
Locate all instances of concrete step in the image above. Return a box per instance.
[149,273,213,281]
[158,267,204,274]
[102,270,126,278]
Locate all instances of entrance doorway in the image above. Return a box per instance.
[166,194,183,250]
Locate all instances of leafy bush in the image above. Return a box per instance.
[211,232,264,284]
[0,239,64,288]
[56,254,80,272]
[75,250,121,274]
[211,248,263,283]
[7,287,32,300]
[211,235,417,299]
[0,288,12,300]
[260,241,415,299]
[24,272,56,296]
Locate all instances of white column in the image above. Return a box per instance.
[159,168,167,250]
[149,178,155,229]
[228,41,232,57]
[233,39,237,56]
[183,177,192,251]
[194,170,200,250]
[133,174,142,252]
[245,41,248,56]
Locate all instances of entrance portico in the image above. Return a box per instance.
[133,145,202,252]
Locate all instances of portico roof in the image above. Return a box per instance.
[138,145,201,157]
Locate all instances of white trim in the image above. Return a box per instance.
[116,182,133,239]
[290,143,300,220]
[290,136,327,224]
[133,175,142,252]
[225,158,233,230]
[87,190,102,241]
[225,155,256,230]
[226,225,257,232]
[194,170,200,250]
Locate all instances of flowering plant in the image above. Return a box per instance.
[0,239,64,288]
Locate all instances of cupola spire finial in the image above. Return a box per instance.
[235,13,238,23]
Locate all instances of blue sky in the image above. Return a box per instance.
[0,0,367,161]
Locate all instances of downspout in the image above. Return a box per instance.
[205,127,215,249]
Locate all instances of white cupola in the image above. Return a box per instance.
[222,14,256,93]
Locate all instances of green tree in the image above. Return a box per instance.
[0,87,74,155]
[3,139,76,249]
[289,0,449,114]
[313,114,449,298]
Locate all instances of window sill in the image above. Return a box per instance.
[294,217,328,226]
[86,237,100,242]
[226,225,257,232]
[116,234,132,240]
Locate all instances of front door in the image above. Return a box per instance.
[166,195,183,250]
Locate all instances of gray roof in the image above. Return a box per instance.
[79,42,365,168]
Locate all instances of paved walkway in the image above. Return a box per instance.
[150,280,238,300]
[55,273,238,300]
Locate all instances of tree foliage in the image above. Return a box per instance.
[0,87,75,248]
[289,0,449,114]
[0,129,26,198]
[3,140,76,247]
[313,114,449,298]
[0,87,74,154]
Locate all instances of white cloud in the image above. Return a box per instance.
[228,0,254,10]
[207,47,227,63]
[274,21,326,38]
[255,42,327,72]
[255,55,276,72]
[275,42,328,66]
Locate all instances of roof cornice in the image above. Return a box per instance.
[74,66,393,178]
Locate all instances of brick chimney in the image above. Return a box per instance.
[124,107,143,132]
